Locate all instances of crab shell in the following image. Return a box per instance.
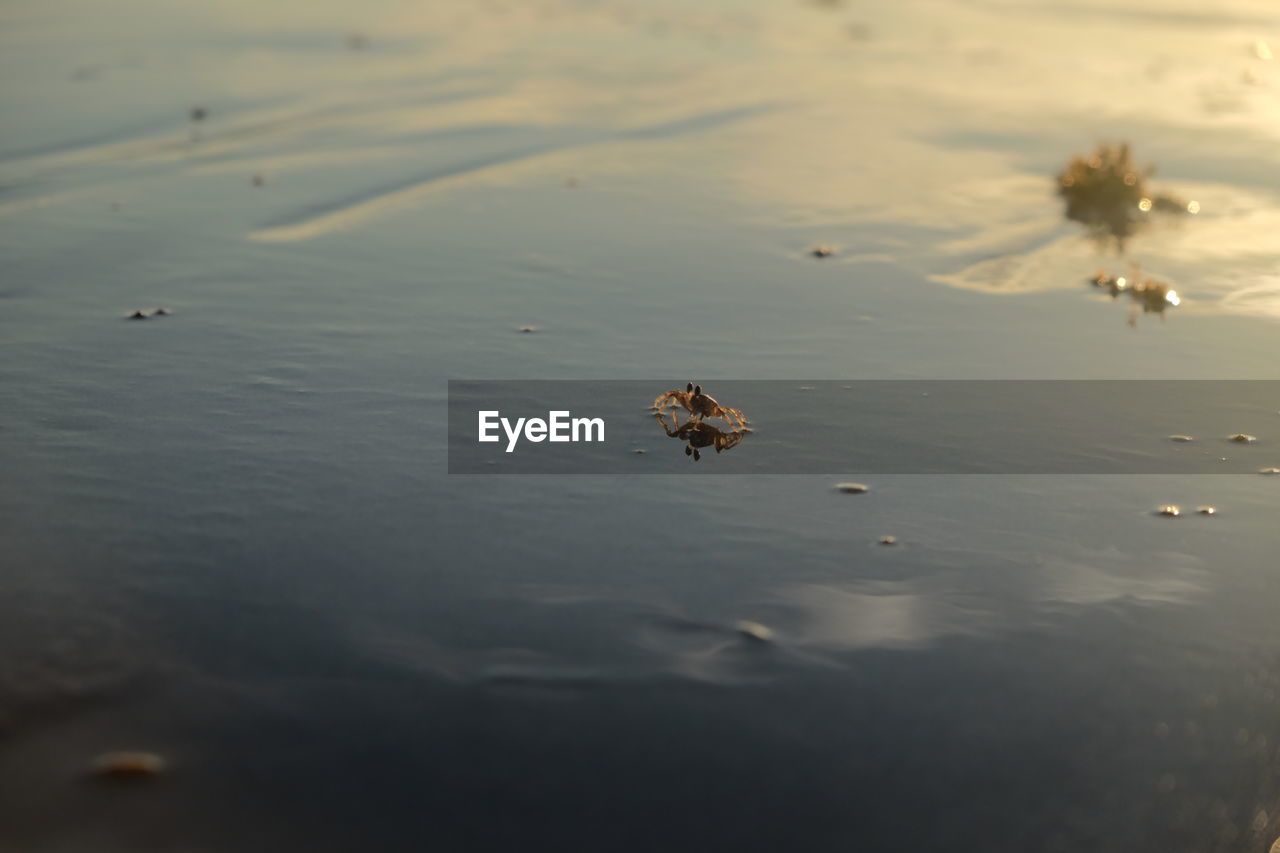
[689,393,723,415]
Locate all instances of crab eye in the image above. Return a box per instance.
[686,382,693,392]
[694,385,702,395]
[685,445,692,456]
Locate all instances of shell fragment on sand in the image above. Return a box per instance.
[736,620,775,642]
[92,751,166,779]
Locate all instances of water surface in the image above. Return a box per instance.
[2,0,1279,850]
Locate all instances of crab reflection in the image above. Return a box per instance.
[1057,144,1192,250]
[654,410,749,460]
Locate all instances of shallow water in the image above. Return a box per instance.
[2,0,1279,850]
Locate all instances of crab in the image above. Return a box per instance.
[655,410,747,460]
[652,383,748,430]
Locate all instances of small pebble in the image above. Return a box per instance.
[251,174,265,187]
[1228,433,1257,443]
[1156,505,1181,517]
[92,751,166,779]
[632,449,646,455]
[189,106,207,122]
[518,325,538,333]
[877,535,897,546]
[151,307,170,316]
[736,620,774,642]
[1196,505,1216,515]
[1168,435,1194,442]
[126,310,147,320]
[836,482,869,494]
[810,246,836,258]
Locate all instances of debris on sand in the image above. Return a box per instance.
[1130,278,1180,314]
[1155,505,1181,517]
[126,308,171,320]
[1228,433,1257,443]
[91,751,166,779]
[1196,506,1216,515]
[1057,144,1190,250]
[878,535,898,546]
[1089,266,1181,322]
[736,620,775,642]
[835,482,869,494]
[810,245,837,259]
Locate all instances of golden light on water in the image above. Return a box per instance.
[1166,289,1181,306]
[1187,200,1200,214]
[1138,197,1152,211]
